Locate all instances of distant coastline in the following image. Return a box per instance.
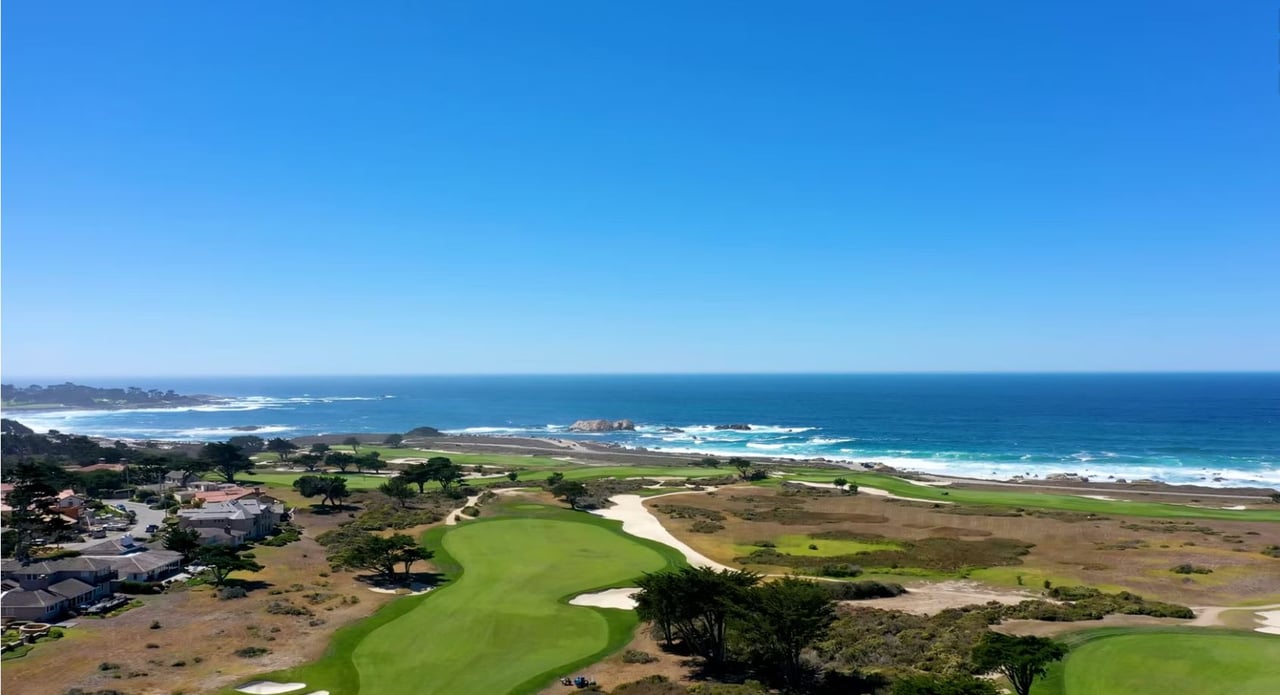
[0,382,219,412]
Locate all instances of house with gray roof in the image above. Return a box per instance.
[79,535,184,583]
[177,498,284,542]
[1,557,116,621]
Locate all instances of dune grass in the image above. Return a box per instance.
[732,534,901,558]
[1033,627,1280,695]
[236,503,684,695]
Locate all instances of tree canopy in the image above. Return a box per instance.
[380,477,417,507]
[196,544,264,587]
[635,567,761,668]
[551,480,589,510]
[328,531,431,580]
[266,437,299,461]
[971,632,1067,695]
[201,441,253,483]
[293,475,351,509]
[737,577,837,688]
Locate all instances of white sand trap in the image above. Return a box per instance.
[1221,505,1247,511]
[1256,610,1280,635]
[237,681,306,695]
[792,480,951,504]
[570,587,640,609]
[593,494,733,571]
[445,493,483,525]
[905,479,953,487]
[1078,494,1118,501]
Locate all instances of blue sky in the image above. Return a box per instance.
[3,1,1277,377]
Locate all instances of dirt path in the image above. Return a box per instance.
[444,494,482,525]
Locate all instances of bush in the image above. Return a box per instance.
[98,662,121,671]
[260,525,302,547]
[118,580,161,594]
[233,646,270,658]
[218,586,248,600]
[621,649,659,664]
[149,620,162,629]
[689,520,724,533]
[816,563,864,578]
[265,600,312,616]
[1261,545,1279,558]
[1171,563,1213,575]
[823,580,907,600]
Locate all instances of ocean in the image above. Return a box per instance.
[6,374,1279,488]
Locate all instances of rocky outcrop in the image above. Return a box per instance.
[568,419,636,432]
[405,426,444,437]
[659,427,685,433]
[714,423,752,431]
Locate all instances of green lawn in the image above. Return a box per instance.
[771,472,1280,522]
[732,533,901,558]
[241,504,685,695]
[1033,628,1280,695]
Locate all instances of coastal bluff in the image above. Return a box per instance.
[568,419,636,432]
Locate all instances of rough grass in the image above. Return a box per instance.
[732,533,901,558]
[237,504,686,695]
[1033,628,1280,694]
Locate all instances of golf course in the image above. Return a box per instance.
[246,504,685,694]
[1033,628,1280,694]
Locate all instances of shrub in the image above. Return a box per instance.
[260,525,302,547]
[689,520,724,533]
[145,643,160,649]
[621,649,659,664]
[823,580,907,600]
[98,662,121,671]
[265,600,312,616]
[1171,563,1213,575]
[816,563,864,578]
[218,586,248,600]
[149,620,162,629]
[233,646,270,658]
[1261,545,1280,558]
[170,661,186,667]
[118,580,160,594]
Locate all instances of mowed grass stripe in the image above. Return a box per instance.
[1033,628,1280,695]
[351,514,677,695]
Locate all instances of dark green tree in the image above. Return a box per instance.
[293,475,351,509]
[546,471,565,487]
[402,463,433,493]
[737,577,836,689]
[729,457,753,479]
[342,436,361,453]
[201,442,253,484]
[196,544,264,587]
[227,435,266,454]
[506,471,519,482]
[356,451,383,474]
[383,433,404,448]
[832,477,848,490]
[310,442,331,456]
[379,477,417,508]
[162,526,203,562]
[265,437,299,461]
[4,461,64,561]
[295,453,324,472]
[635,567,761,668]
[551,480,589,510]
[425,456,463,492]
[971,633,1067,695]
[330,532,432,580]
[327,451,357,473]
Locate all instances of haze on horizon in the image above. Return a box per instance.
[3,1,1277,378]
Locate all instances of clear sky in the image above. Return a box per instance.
[3,1,1277,377]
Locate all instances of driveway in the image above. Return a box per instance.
[60,499,169,550]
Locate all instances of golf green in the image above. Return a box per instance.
[348,514,677,694]
[1036,629,1280,694]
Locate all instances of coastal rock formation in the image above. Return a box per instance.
[405,426,443,437]
[659,427,685,433]
[568,419,636,432]
[714,423,752,431]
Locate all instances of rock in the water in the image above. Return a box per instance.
[714,423,752,431]
[659,427,685,433]
[568,419,636,432]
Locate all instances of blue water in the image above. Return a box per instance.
[6,374,1279,487]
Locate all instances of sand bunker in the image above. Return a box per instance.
[793,480,951,504]
[594,493,732,571]
[236,682,306,695]
[1256,609,1280,635]
[570,587,640,610]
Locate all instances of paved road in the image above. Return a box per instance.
[59,499,168,550]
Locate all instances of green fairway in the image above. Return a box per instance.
[1033,628,1280,695]
[243,505,684,695]
[772,472,1280,522]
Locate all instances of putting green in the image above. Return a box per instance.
[342,510,678,694]
[1034,628,1280,694]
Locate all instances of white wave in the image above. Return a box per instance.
[808,437,854,445]
[174,425,294,438]
[745,442,788,451]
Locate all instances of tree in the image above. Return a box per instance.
[729,457,753,479]
[402,463,433,493]
[699,457,722,468]
[356,452,383,474]
[635,567,760,668]
[832,477,848,490]
[330,532,432,581]
[293,475,351,509]
[890,674,998,695]
[162,526,203,562]
[546,471,565,487]
[266,437,299,461]
[4,461,65,562]
[295,453,324,472]
[551,480,589,510]
[425,456,463,492]
[196,544,264,587]
[343,436,361,453]
[327,451,356,473]
[202,442,253,484]
[227,435,266,454]
[737,577,836,689]
[310,443,331,456]
[506,471,518,482]
[971,633,1067,695]
[380,477,417,508]
[383,433,404,448]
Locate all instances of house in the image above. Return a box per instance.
[164,470,198,487]
[0,557,117,621]
[193,526,249,547]
[177,498,285,542]
[55,489,86,519]
[79,536,183,583]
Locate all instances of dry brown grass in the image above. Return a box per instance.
[535,625,695,695]
[1,489,414,695]
[654,486,1280,605]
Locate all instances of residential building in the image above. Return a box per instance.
[79,535,183,583]
[177,498,284,542]
[0,557,117,621]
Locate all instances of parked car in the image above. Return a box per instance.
[144,524,159,534]
[89,529,107,539]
